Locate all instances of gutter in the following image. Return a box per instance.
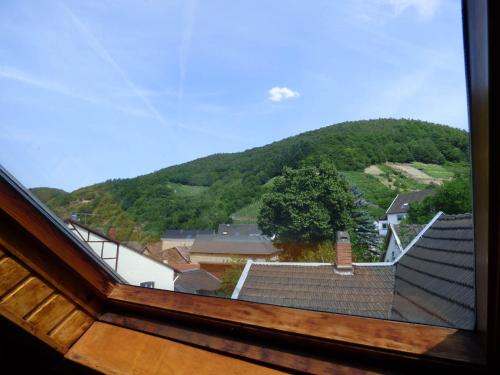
[231,259,253,299]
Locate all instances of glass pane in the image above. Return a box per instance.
[0,0,473,329]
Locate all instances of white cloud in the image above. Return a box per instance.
[386,0,441,19]
[353,0,442,23]
[268,86,300,102]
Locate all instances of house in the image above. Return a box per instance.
[147,245,191,265]
[190,234,281,278]
[376,189,435,236]
[217,223,262,236]
[67,220,176,290]
[161,229,214,249]
[174,268,221,295]
[382,223,425,262]
[233,212,474,330]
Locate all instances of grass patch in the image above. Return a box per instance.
[377,164,429,191]
[343,171,395,211]
[443,162,471,176]
[230,200,262,224]
[411,162,454,179]
[167,183,208,196]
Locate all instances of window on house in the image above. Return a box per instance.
[140,281,155,288]
[0,0,474,331]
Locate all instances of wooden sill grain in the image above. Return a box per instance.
[107,284,486,367]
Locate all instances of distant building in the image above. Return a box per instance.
[174,268,221,295]
[233,212,474,330]
[217,223,262,236]
[161,229,214,250]
[190,234,281,278]
[377,189,435,236]
[67,220,176,290]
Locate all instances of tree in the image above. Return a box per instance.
[219,258,246,297]
[258,162,354,243]
[408,174,472,224]
[350,186,381,257]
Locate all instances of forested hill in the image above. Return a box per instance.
[31,119,469,241]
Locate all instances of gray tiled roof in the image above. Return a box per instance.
[235,213,475,330]
[217,224,262,236]
[386,189,435,215]
[175,269,221,294]
[238,264,395,318]
[191,235,280,255]
[161,229,214,239]
[390,214,474,329]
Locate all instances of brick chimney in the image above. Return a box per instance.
[108,226,117,240]
[335,231,352,273]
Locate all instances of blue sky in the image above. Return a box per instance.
[0,0,466,191]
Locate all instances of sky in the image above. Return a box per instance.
[0,0,467,191]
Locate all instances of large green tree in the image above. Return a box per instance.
[257,163,354,243]
[408,174,472,224]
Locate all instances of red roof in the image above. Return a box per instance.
[171,263,200,272]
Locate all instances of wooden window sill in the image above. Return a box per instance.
[105,284,486,371]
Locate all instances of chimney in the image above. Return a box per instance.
[335,231,352,273]
[108,226,117,240]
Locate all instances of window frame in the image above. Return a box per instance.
[0,0,496,372]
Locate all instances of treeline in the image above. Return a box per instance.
[152,118,469,185]
[31,119,470,240]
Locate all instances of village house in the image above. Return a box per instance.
[376,189,435,236]
[67,220,176,290]
[233,212,474,330]
[174,268,221,296]
[217,223,262,236]
[161,229,213,250]
[190,234,281,278]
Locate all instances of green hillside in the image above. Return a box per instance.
[31,119,470,241]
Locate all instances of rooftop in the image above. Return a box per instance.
[191,235,279,255]
[217,223,262,236]
[391,213,474,329]
[175,269,221,294]
[234,213,475,329]
[386,189,435,215]
[161,229,214,239]
[236,263,395,318]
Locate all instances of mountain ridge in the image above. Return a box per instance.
[31,118,470,241]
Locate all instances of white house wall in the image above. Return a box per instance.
[116,246,174,290]
[69,223,175,290]
[387,213,407,225]
[384,235,401,262]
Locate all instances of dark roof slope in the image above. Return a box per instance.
[191,235,280,255]
[386,189,435,215]
[392,224,425,249]
[390,214,474,329]
[175,269,221,294]
[217,224,261,236]
[161,229,213,239]
[237,264,395,319]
